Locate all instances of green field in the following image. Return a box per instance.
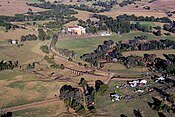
[57,32,161,62]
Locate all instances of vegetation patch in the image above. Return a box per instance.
[0,70,22,80]
[8,81,25,90]
[40,45,50,54]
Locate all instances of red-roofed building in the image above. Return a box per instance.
[67,26,86,35]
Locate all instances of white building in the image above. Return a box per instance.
[100,32,111,36]
[155,76,165,82]
[67,26,86,35]
[110,93,121,101]
[128,79,147,87]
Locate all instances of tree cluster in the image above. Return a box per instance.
[55,47,76,59]
[25,62,35,70]
[94,14,172,23]
[119,39,175,51]
[120,53,175,75]
[50,63,65,69]
[38,29,47,41]
[1,112,12,117]
[123,55,144,68]
[40,45,50,54]
[163,21,175,33]
[59,84,85,114]
[80,38,175,75]
[44,55,55,64]
[92,0,118,11]
[78,78,96,113]
[92,15,152,34]
[119,0,140,7]
[0,2,78,31]
[80,40,116,68]
[59,78,101,114]
[78,19,108,34]
[148,97,175,114]
[95,80,109,95]
[69,4,104,13]
[0,60,18,71]
[21,34,37,42]
[0,21,19,31]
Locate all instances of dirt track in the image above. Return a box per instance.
[0,98,60,113]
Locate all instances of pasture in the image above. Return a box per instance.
[0,41,43,64]
[0,68,72,116]
[0,28,37,41]
[0,0,45,16]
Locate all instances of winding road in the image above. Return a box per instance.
[0,32,152,114]
[49,33,149,78]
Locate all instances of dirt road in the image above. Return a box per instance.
[0,98,60,113]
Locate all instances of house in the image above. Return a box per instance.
[128,79,147,87]
[155,76,165,82]
[128,80,140,87]
[140,79,147,85]
[101,32,111,36]
[67,26,86,35]
[8,39,19,44]
[135,89,144,93]
[110,93,121,101]
[12,40,19,44]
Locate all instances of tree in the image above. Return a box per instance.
[133,109,142,117]
[60,64,65,69]
[1,112,12,117]
[78,78,87,94]
[158,112,166,117]
[120,114,128,117]
[38,29,46,41]
[27,8,33,15]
